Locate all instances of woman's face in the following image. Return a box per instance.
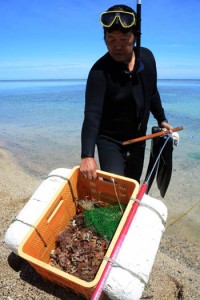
[105,30,135,64]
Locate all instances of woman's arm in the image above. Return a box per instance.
[80,63,107,179]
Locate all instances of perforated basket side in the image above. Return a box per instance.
[76,168,139,204]
[20,179,77,263]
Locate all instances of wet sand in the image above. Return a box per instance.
[0,145,200,299]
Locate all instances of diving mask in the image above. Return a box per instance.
[100,11,136,28]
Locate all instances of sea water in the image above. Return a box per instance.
[0,79,200,178]
[0,79,85,176]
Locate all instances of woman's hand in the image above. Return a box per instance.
[80,157,98,180]
[160,121,173,132]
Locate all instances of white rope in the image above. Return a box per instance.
[12,218,47,247]
[103,256,147,285]
[130,198,166,225]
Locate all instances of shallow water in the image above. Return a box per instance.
[0,79,199,178]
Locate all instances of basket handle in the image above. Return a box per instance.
[95,172,119,185]
[47,199,64,223]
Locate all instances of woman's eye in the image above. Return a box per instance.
[121,38,129,43]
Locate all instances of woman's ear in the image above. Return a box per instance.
[132,34,137,46]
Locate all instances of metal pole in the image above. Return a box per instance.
[135,0,142,71]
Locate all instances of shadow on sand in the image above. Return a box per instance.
[8,252,86,300]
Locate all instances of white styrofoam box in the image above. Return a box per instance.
[104,194,167,300]
[5,168,72,255]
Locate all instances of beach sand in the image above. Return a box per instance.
[0,145,200,300]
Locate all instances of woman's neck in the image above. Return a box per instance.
[127,51,135,71]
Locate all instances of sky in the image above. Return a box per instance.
[0,0,200,80]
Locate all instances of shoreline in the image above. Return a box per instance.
[0,147,200,299]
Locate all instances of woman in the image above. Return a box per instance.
[80,4,173,181]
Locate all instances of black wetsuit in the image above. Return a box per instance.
[81,47,167,182]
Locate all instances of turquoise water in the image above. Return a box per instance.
[0,79,200,178]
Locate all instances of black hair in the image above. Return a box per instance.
[107,4,135,13]
[103,4,137,34]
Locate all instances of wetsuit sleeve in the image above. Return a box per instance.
[151,87,168,125]
[81,67,106,158]
[148,52,168,124]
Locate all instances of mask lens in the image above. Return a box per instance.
[120,12,135,27]
[101,12,116,27]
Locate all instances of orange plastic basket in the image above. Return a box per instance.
[18,166,139,299]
